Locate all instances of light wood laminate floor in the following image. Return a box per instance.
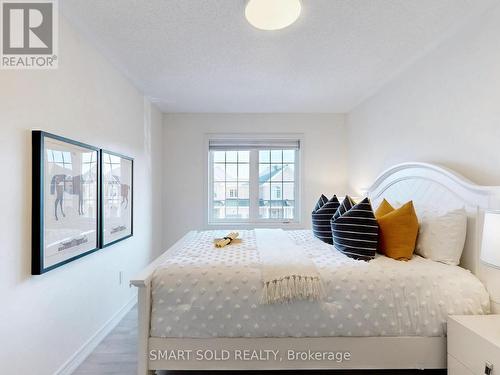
[73,306,138,375]
[74,305,446,375]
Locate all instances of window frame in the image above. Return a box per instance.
[205,133,304,228]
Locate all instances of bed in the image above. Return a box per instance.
[131,162,500,374]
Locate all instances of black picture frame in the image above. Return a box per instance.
[32,131,101,275]
[99,149,134,248]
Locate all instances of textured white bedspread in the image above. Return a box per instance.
[150,230,490,338]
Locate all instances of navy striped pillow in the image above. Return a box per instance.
[331,197,379,261]
[312,194,328,213]
[312,195,340,244]
[332,195,355,221]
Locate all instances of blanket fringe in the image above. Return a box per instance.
[260,275,324,304]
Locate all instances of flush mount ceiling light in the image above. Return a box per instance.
[245,0,302,31]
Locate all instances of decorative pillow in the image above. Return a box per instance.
[375,199,394,218]
[376,200,419,261]
[331,197,379,261]
[313,194,328,213]
[332,195,355,221]
[312,195,340,244]
[415,208,467,265]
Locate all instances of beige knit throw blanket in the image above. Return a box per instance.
[256,229,324,304]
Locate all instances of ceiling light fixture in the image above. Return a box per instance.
[245,0,302,31]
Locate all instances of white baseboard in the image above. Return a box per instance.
[54,294,137,375]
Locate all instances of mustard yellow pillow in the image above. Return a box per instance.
[375,199,394,218]
[376,201,419,261]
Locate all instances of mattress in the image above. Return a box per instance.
[150,230,490,338]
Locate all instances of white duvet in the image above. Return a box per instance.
[150,230,490,338]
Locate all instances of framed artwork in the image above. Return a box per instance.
[32,131,100,274]
[100,150,133,247]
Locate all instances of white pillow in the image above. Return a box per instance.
[415,208,467,265]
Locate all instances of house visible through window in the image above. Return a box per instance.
[208,137,300,224]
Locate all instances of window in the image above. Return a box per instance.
[208,137,300,225]
[212,150,250,220]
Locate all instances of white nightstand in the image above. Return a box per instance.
[448,315,500,375]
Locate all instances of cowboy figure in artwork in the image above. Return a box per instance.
[50,174,85,220]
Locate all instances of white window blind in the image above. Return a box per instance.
[208,139,300,151]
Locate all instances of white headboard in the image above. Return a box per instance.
[366,163,500,280]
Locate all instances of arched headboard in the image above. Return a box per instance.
[366,162,500,278]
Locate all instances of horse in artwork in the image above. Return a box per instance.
[50,174,85,220]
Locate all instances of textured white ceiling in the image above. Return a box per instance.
[61,0,496,113]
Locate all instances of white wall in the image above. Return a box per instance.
[347,4,500,192]
[0,17,162,375]
[163,113,348,248]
